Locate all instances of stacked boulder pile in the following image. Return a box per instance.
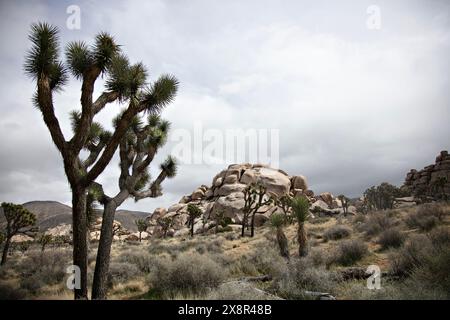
[402,150,450,197]
[146,163,351,238]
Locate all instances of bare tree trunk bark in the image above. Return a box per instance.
[91,200,116,299]
[298,222,308,257]
[1,237,11,265]
[250,213,256,237]
[276,228,289,260]
[72,187,88,299]
[92,191,128,300]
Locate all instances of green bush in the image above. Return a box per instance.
[358,212,395,236]
[404,204,446,231]
[107,262,141,288]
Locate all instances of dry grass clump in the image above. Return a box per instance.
[357,212,396,237]
[377,228,404,250]
[17,248,71,294]
[148,252,224,299]
[404,203,447,231]
[107,262,142,289]
[330,240,368,266]
[323,225,352,241]
[273,258,340,299]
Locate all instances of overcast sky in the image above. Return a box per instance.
[0,0,449,213]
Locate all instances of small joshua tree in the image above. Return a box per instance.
[270,213,290,260]
[213,209,232,234]
[37,234,53,252]
[187,204,202,238]
[274,194,294,224]
[338,194,350,216]
[157,216,174,238]
[1,202,37,265]
[242,183,273,237]
[290,196,310,257]
[135,219,148,242]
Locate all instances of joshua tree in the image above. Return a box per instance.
[290,196,310,257]
[90,115,177,299]
[135,219,148,242]
[1,203,37,265]
[37,234,53,252]
[270,213,290,260]
[157,216,174,238]
[24,22,178,299]
[274,194,294,224]
[242,183,273,237]
[0,232,4,246]
[187,204,202,237]
[363,183,404,211]
[338,194,350,215]
[213,209,232,234]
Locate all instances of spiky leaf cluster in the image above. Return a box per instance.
[290,196,310,223]
[24,22,67,91]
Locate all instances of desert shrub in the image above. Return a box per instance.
[0,283,26,300]
[427,226,450,249]
[404,204,446,231]
[377,228,404,250]
[207,281,279,300]
[224,232,239,241]
[17,248,71,294]
[274,258,340,299]
[308,247,330,267]
[229,246,287,279]
[331,240,368,266]
[323,225,351,241]
[404,246,450,299]
[351,214,367,224]
[148,252,224,298]
[117,249,162,274]
[107,262,141,288]
[389,234,430,277]
[358,212,395,237]
[309,216,330,225]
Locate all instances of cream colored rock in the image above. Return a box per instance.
[216,183,247,197]
[320,192,333,206]
[191,188,205,200]
[291,175,308,191]
[224,174,238,184]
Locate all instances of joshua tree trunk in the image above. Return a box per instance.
[190,220,194,237]
[276,228,290,260]
[250,213,256,237]
[92,191,128,300]
[297,222,308,257]
[1,237,12,266]
[72,188,89,299]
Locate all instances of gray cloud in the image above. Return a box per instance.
[0,0,449,212]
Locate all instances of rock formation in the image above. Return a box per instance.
[146,163,348,238]
[402,150,450,198]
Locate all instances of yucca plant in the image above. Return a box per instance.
[1,202,37,265]
[37,233,53,252]
[135,219,148,242]
[270,213,290,260]
[24,22,178,299]
[338,194,350,215]
[290,196,310,257]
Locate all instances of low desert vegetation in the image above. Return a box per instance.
[0,202,449,300]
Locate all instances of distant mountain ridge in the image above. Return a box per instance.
[0,200,150,232]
